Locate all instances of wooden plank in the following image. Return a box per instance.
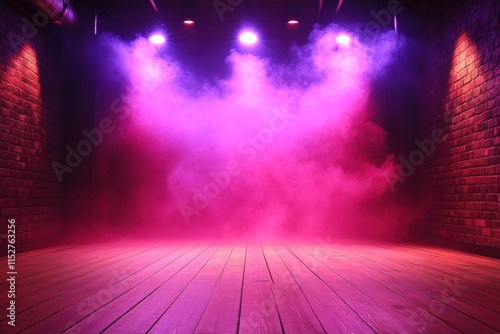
[345,249,500,332]
[3,244,79,261]
[316,242,499,333]
[93,243,216,333]
[398,243,500,272]
[147,244,235,333]
[261,244,326,333]
[0,242,165,310]
[4,240,131,268]
[374,243,500,287]
[374,243,500,289]
[0,240,498,334]
[0,241,134,287]
[343,243,500,312]
[194,244,247,333]
[273,243,375,333]
[236,243,282,334]
[18,243,206,333]
[82,243,218,334]
[335,243,500,330]
[0,243,176,330]
[292,242,462,334]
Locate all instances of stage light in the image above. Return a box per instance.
[182,0,196,26]
[286,0,299,26]
[335,34,350,46]
[149,33,166,44]
[239,31,258,45]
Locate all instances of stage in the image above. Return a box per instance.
[1,240,499,333]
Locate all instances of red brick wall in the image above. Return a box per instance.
[415,0,499,247]
[0,2,67,251]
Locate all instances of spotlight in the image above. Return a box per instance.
[335,34,350,46]
[182,0,196,26]
[149,33,166,44]
[286,0,299,25]
[239,31,258,45]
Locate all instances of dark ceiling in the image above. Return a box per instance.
[93,0,418,40]
[78,0,418,77]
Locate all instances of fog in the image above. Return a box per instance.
[91,25,416,241]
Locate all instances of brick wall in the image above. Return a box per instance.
[415,0,499,247]
[0,2,67,251]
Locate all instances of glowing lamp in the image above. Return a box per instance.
[287,19,299,24]
[149,34,166,45]
[335,34,351,46]
[239,31,258,45]
[183,19,195,25]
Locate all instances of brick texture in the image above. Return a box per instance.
[415,0,500,247]
[0,2,66,251]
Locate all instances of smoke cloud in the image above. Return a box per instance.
[94,25,416,241]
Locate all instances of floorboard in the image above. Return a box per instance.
[0,242,166,307]
[20,243,201,333]
[262,245,326,333]
[147,244,234,333]
[298,243,495,333]
[195,244,246,333]
[339,244,500,331]
[275,244,376,333]
[342,243,500,313]
[0,240,498,334]
[238,243,282,334]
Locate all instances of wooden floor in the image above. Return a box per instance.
[1,240,499,334]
